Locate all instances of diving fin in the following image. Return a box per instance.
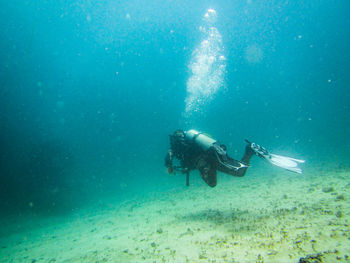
[268,154,305,174]
[246,140,305,174]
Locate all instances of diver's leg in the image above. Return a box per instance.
[235,144,255,177]
[215,144,254,177]
[197,157,217,187]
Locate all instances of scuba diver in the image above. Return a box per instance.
[165,129,305,187]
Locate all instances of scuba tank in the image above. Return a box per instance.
[185,129,217,150]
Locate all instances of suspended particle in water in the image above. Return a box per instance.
[245,44,264,64]
[56,100,65,108]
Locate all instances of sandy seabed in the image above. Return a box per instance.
[0,165,349,263]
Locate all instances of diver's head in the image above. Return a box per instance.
[173,129,185,138]
[170,130,186,155]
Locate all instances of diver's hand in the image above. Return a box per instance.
[165,150,174,173]
[167,167,173,174]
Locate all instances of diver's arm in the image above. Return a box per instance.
[165,150,173,173]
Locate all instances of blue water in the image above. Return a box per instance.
[0,0,349,216]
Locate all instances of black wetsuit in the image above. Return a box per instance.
[165,130,254,187]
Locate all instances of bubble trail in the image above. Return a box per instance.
[185,8,226,115]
